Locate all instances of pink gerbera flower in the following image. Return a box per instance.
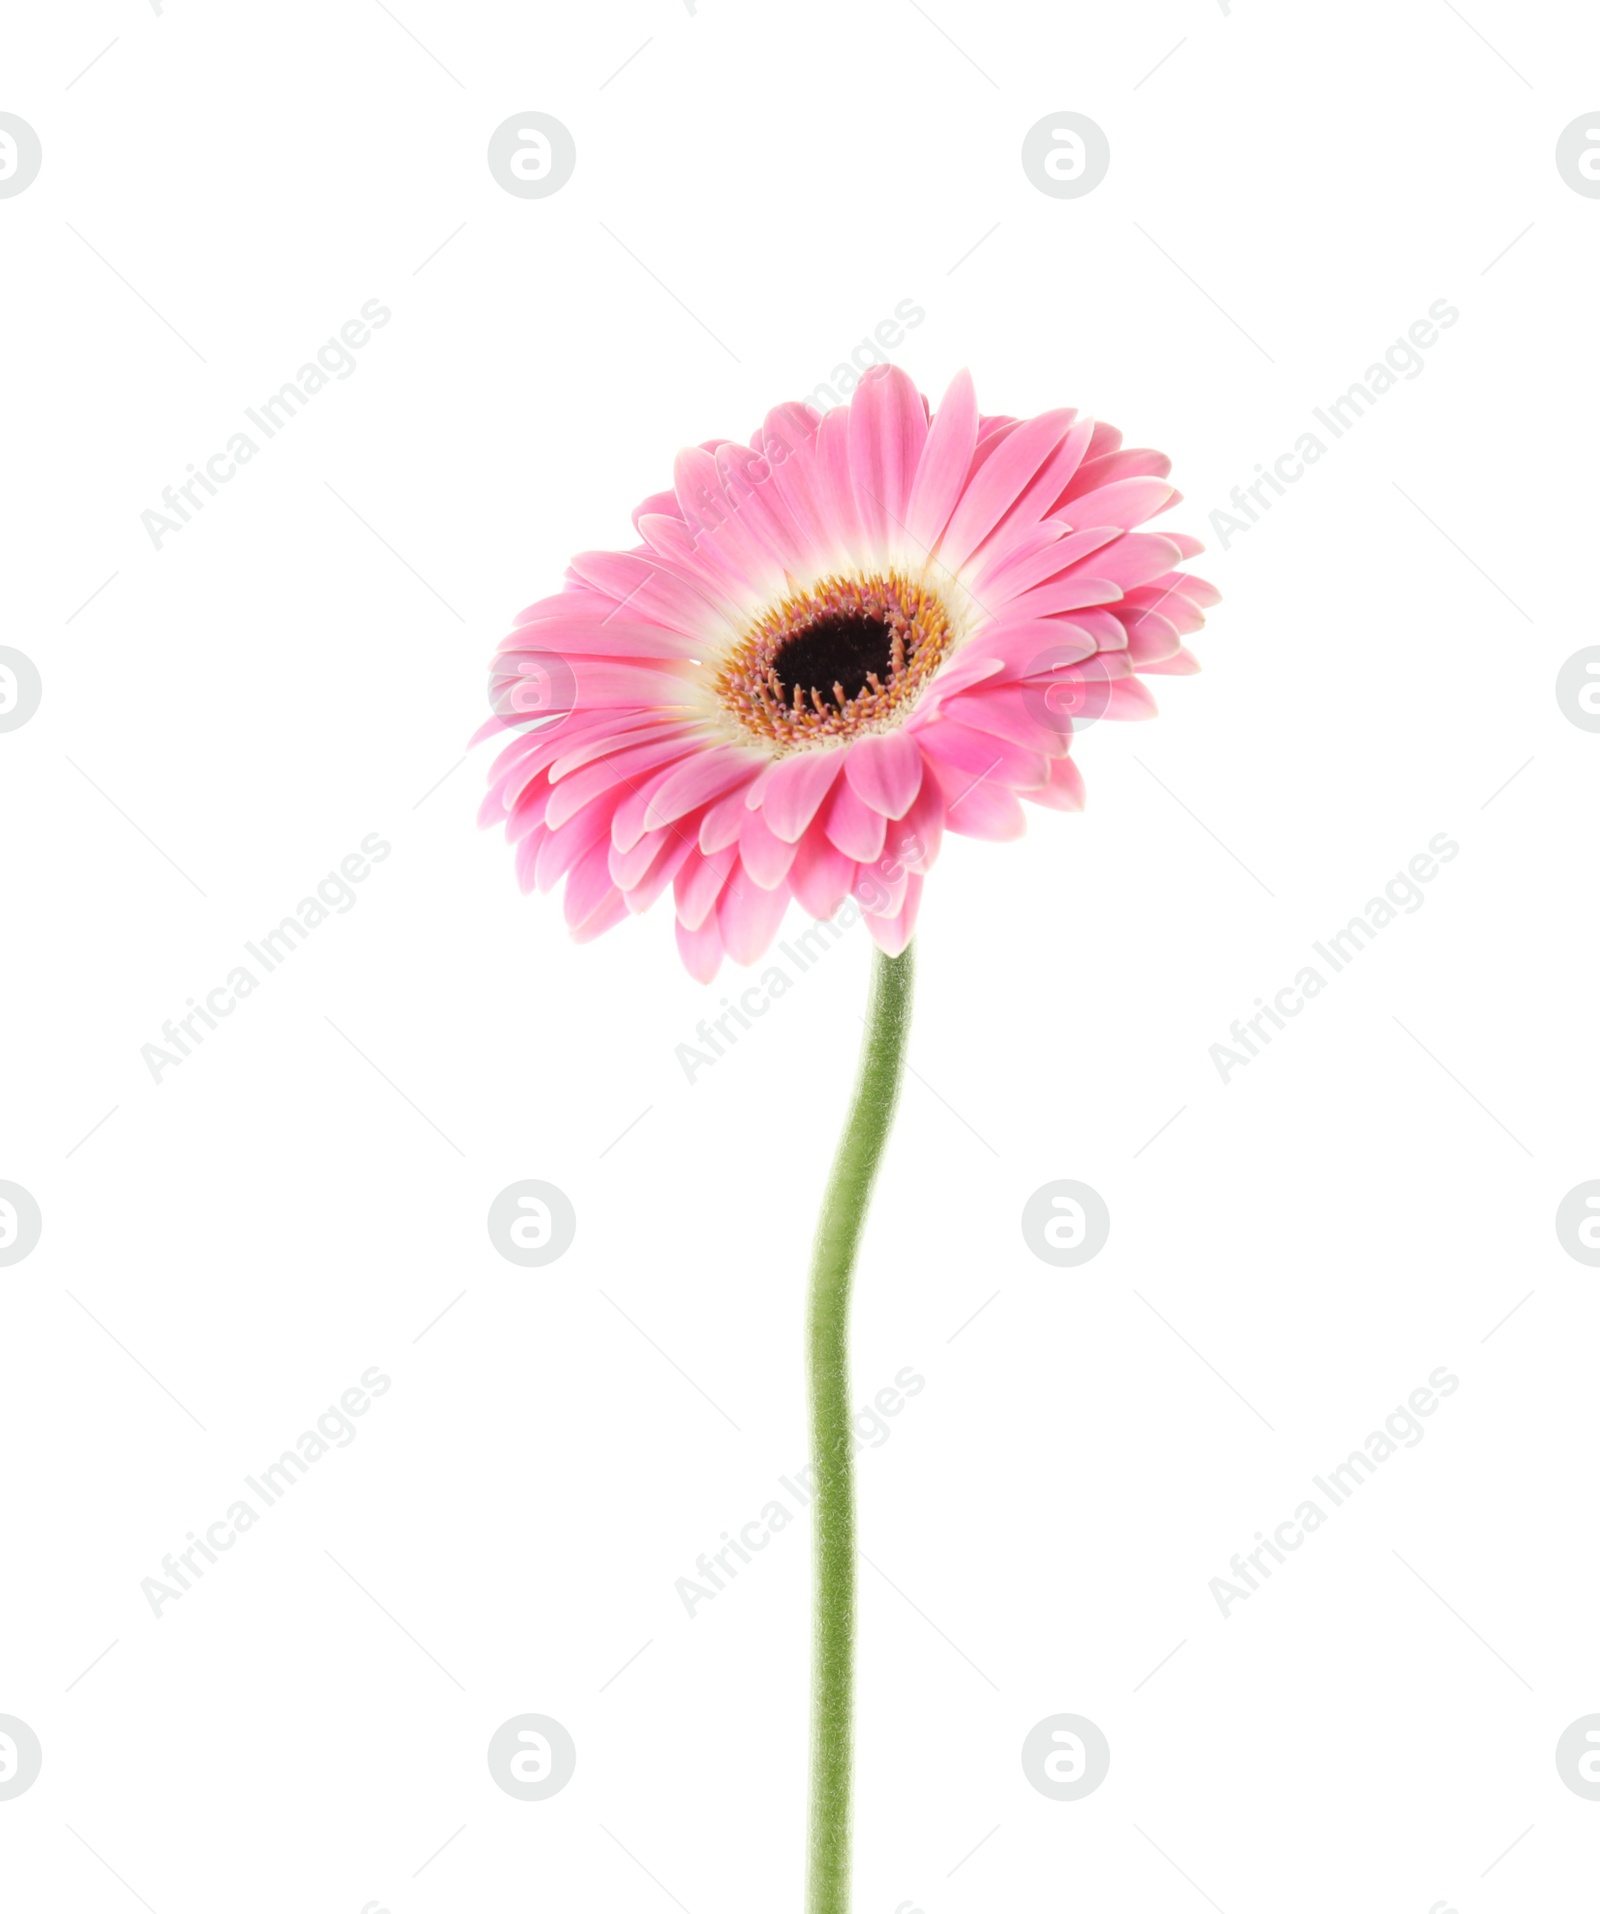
[478,366,1216,980]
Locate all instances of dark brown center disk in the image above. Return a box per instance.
[771,614,895,709]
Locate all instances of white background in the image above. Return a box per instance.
[3,1,1598,1909]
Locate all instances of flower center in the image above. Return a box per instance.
[772,613,894,708]
[714,571,954,750]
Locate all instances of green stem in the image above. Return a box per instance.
[806,941,915,1914]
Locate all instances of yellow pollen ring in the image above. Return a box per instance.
[713,570,954,751]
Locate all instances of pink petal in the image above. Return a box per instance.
[1123,589,1205,638]
[970,522,1120,602]
[717,874,790,966]
[940,685,1071,753]
[938,409,1076,572]
[1029,649,1136,684]
[631,487,681,531]
[674,845,739,932]
[1055,477,1178,532]
[918,649,1009,706]
[929,758,1027,840]
[816,404,866,565]
[536,800,619,894]
[563,837,624,932]
[493,636,690,684]
[919,718,1048,790]
[545,736,696,831]
[1025,755,1087,811]
[861,874,923,957]
[636,508,755,611]
[570,886,631,944]
[924,625,1096,703]
[843,730,923,818]
[739,807,799,889]
[610,823,695,897]
[676,913,725,983]
[1057,448,1172,502]
[893,781,945,875]
[1083,422,1122,460]
[613,760,699,853]
[851,848,910,919]
[514,827,548,894]
[1085,534,1186,592]
[544,659,700,712]
[754,750,844,842]
[1051,607,1129,650]
[986,575,1124,623]
[547,720,697,783]
[503,782,553,843]
[906,369,979,552]
[564,550,734,642]
[1009,417,1096,529]
[488,710,608,780]
[1124,610,1183,665]
[716,441,807,574]
[848,366,928,551]
[1140,646,1201,676]
[699,784,753,853]
[500,614,700,663]
[480,771,539,831]
[974,416,1018,458]
[821,777,887,862]
[1098,677,1160,719]
[788,832,856,919]
[513,584,615,626]
[992,660,1126,736]
[761,403,836,570]
[672,446,781,600]
[645,747,763,830]
[1170,571,1220,609]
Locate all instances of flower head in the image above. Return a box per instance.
[479,367,1216,980]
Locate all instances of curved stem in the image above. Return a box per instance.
[806,941,915,1914]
